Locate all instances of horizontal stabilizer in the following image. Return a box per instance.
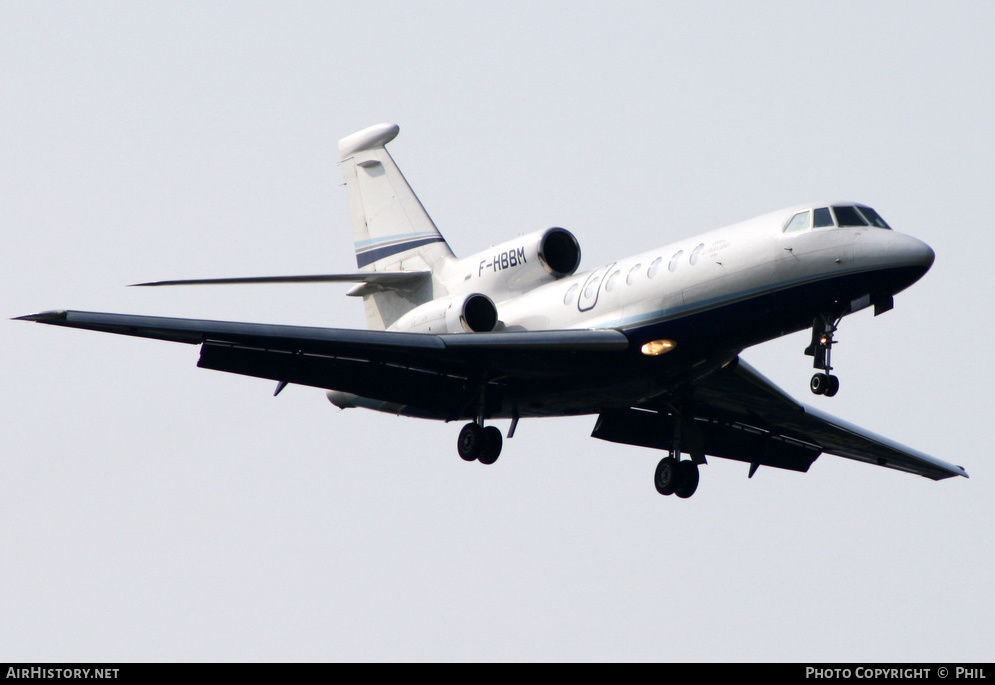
[130,271,430,290]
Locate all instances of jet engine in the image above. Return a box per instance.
[390,292,498,334]
[459,227,581,297]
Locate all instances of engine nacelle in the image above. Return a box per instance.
[390,292,498,334]
[456,227,581,298]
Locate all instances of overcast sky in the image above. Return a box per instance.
[2,2,993,662]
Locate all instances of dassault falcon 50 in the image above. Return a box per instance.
[17,123,968,498]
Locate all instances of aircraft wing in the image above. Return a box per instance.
[18,310,965,481]
[16,310,629,417]
[593,357,968,481]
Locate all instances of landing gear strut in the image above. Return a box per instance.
[806,314,842,397]
[456,380,504,465]
[653,409,703,498]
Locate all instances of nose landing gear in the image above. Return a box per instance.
[806,314,842,396]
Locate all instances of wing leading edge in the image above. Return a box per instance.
[15,310,628,352]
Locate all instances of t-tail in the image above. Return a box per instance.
[130,123,460,332]
[130,124,578,336]
[338,123,456,330]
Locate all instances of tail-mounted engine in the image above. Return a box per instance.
[458,227,581,299]
[390,292,498,334]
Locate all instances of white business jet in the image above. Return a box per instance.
[17,123,968,498]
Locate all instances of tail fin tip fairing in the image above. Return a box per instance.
[337,123,400,159]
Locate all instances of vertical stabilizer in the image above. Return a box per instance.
[338,123,455,329]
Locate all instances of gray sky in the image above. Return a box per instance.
[2,2,992,661]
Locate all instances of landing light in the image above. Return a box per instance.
[641,339,677,356]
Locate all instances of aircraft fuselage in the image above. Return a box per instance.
[329,204,933,421]
[491,206,932,341]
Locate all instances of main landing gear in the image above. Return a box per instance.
[456,382,511,465]
[652,410,704,498]
[654,455,700,499]
[457,422,503,465]
[806,314,842,397]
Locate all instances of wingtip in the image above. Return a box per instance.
[13,310,68,322]
[938,465,970,480]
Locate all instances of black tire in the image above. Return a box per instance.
[654,456,678,496]
[810,373,827,395]
[458,423,483,461]
[478,426,503,465]
[674,461,699,499]
[824,374,840,397]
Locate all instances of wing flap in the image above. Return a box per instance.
[197,342,466,412]
[593,408,820,473]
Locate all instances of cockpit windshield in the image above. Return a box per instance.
[855,205,891,229]
[814,207,834,228]
[832,205,867,226]
[783,204,892,232]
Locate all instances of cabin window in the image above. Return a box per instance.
[813,207,834,228]
[563,283,579,305]
[832,205,868,227]
[689,243,705,265]
[647,257,663,278]
[584,276,601,299]
[669,250,684,272]
[784,211,811,233]
[605,269,620,291]
[626,264,641,285]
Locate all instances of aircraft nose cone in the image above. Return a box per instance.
[890,234,935,271]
